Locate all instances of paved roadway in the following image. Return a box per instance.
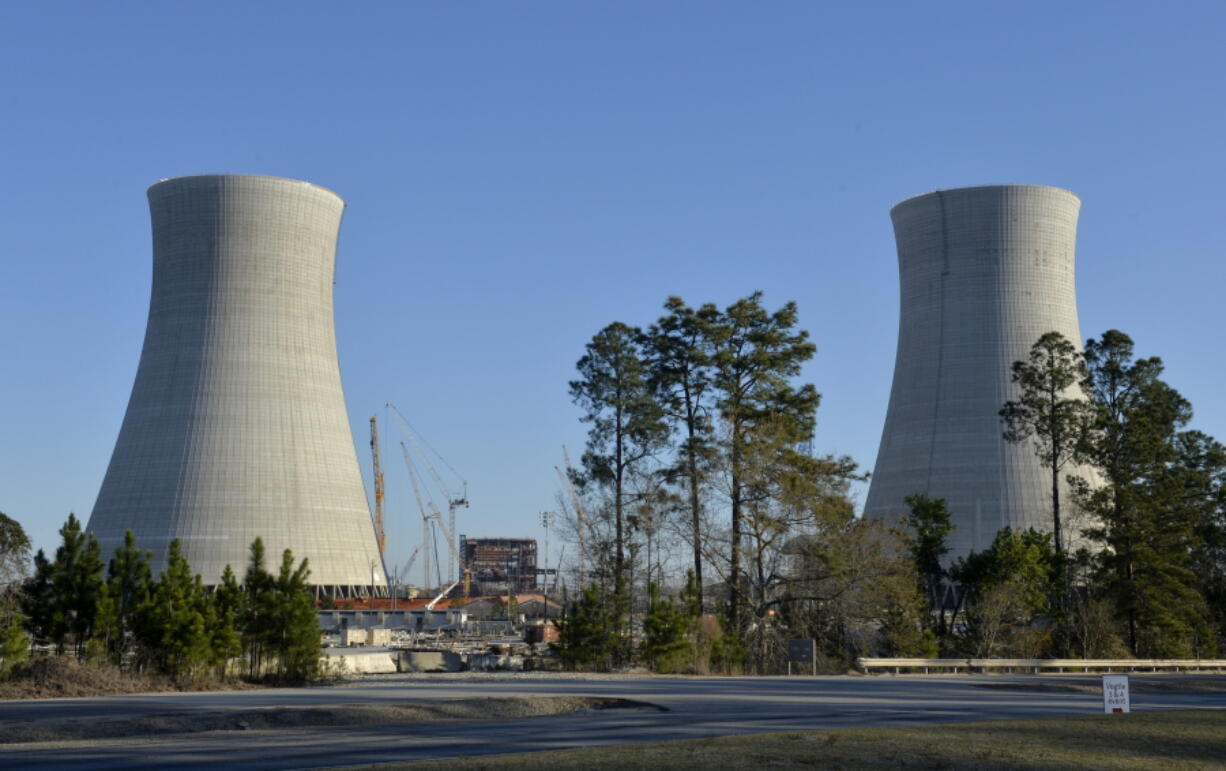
[0,673,1222,770]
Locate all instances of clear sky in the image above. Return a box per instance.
[2,2,1223,574]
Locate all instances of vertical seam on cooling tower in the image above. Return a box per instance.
[925,191,949,493]
[997,192,1009,530]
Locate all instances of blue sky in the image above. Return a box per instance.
[2,2,1223,573]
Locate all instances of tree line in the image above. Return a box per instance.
[0,513,322,683]
[559,292,906,672]
[989,329,1223,658]
[556,295,1226,672]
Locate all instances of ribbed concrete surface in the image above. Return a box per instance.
[88,175,385,591]
[864,185,1090,558]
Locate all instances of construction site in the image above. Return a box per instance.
[327,406,565,673]
[84,177,575,674]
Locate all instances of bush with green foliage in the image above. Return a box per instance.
[14,516,323,685]
[951,528,1058,657]
[555,584,616,671]
[640,582,693,672]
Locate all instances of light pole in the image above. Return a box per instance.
[540,511,555,620]
[370,560,377,609]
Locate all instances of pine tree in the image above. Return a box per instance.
[555,583,615,671]
[1000,331,1092,556]
[104,530,152,668]
[139,540,212,680]
[1078,330,1210,656]
[678,568,702,619]
[210,563,245,678]
[902,494,952,637]
[202,571,242,681]
[215,564,244,620]
[242,537,275,679]
[270,549,320,683]
[640,582,692,672]
[707,293,818,633]
[570,322,667,660]
[89,583,119,665]
[25,514,105,657]
[21,549,54,647]
[1181,431,1226,654]
[0,617,27,679]
[644,297,720,613]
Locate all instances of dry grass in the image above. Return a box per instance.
[0,656,252,700]
[0,697,648,745]
[973,676,1226,695]
[410,710,1226,770]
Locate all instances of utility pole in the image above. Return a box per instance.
[540,511,554,586]
[540,511,555,624]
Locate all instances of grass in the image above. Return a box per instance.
[402,710,1226,770]
[0,697,640,745]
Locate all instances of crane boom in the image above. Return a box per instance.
[388,403,468,584]
[400,441,435,589]
[555,455,588,582]
[369,417,387,560]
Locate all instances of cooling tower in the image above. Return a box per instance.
[863,185,1087,558]
[88,174,385,595]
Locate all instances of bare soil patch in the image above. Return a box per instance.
[0,697,655,745]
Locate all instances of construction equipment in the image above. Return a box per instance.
[388,403,469,585]
[401,543,425,581]
[425,579,462,610]
[398,439,468,593]
[556,445,589,581]
[400,441,436,590]
[369,417,387,559]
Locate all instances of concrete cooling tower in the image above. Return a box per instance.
[863,185,1087,558]
[88,174,385,596]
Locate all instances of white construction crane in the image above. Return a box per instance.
[399,440,465,594]
[556,445,589,582]
[400,441,437,590]
[388,403,469,585]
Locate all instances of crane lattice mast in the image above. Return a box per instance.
[369,417,387,560]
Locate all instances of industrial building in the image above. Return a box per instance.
[863,185,1091,558]
[459,537,539,594]
[87,175,386,596]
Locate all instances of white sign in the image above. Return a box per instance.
[1103,675,1130,713]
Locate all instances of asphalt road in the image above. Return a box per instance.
[0,672,1222,770]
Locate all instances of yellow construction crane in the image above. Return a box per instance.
[369,416,387,559]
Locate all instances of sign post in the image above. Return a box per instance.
[1102,675,1130,713]
[787,638,816,676]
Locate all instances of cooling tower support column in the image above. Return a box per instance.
[863,185,1086,559]
[88,174,386,596]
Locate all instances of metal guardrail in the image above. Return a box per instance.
[856,657,1226,674]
